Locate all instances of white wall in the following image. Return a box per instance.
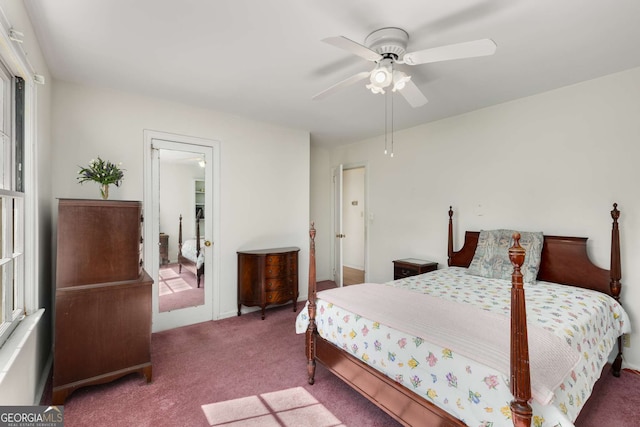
[310,144,332,281]
[51,81,310,319]
[312,66,640,370]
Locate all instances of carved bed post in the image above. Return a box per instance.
[447,206,454,266]
[508,233,532,427]
[178,214,183,273]
[306,222,317,384]
[195,209,202,287]
[610,203,623,376]
[196,210,201,254]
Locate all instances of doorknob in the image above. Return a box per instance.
[204,240,212,247]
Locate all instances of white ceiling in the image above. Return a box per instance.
[23,0,640,147]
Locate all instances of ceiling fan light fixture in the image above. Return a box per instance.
[373,69,388,84]
[369,64,393,88]
[392,70,411,92]
[367,61,393,94]
[366,83,386,94]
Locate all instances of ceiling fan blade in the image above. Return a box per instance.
[322,36,382,62]
[403,39,497,65]
[397,79,428,107]
[312,71,371,100]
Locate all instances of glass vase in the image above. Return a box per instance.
[100,184,109,200]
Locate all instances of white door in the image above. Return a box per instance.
[333,164,343,286]
[342,167,366,284]
[144,131,220,332]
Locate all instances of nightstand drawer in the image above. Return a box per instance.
[393,259,437,280]
[265,289,294,304]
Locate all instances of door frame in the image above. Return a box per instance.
[332,162,368,286]
[143,129,221,332]
[333,164,343,286]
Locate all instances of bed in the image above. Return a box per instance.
[178,212,205,287]
[297,204,629,427]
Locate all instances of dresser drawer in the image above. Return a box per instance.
[265,289,295,305]
[265,263,297,278]
[265,254,287,265]
[394,265,418,279]
[57,199,143,287]
[393,259,438,280]
[265,263,285,278]
[265,278,291,291]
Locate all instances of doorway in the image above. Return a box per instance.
[333,164,367,286]
[342,167,366,285]
[143,130,221,332]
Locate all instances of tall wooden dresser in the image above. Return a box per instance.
[53,199,153,404]
[237,247,300,319]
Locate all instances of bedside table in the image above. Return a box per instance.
[159,233,169,266]
[393,258,438,280]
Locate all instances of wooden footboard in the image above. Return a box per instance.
[306,222,462,426]
[306,204,622,427]
[316,337,463,426]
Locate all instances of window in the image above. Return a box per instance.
[0,59,25,347]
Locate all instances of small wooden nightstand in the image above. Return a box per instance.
[159,233,169,266]
[393,258,438,280]
[237,247,300,320]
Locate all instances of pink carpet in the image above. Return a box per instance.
[45,296,398,426]
[575,367,640,426]
[41,279,640,426]
[158,263,204,312]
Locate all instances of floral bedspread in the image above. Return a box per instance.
[181,238,205,269]
[295,267,630,427]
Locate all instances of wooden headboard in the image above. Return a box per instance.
[447,204,621,300]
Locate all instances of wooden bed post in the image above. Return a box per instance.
[195,209,202,287]
[508,233,532,427]
[178,214,183,273]
[610,203,623,376]
[306,222,317,385]
[447,206,454,266]
[610,203,621,298]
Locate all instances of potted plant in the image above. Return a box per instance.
[77,157,125,199]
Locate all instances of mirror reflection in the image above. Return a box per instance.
[158,149,206,312]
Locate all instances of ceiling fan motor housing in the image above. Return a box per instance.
[365,27,409,60]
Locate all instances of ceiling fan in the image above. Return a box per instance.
[312,27,497,107]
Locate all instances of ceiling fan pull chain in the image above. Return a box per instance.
[390,91,394,158]
[384,90,388,155]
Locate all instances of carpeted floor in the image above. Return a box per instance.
[201,386,344,426]
[41,280,640,426]
[158,263,204,312]
[575,366,640,426]
[45,299,397,426]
